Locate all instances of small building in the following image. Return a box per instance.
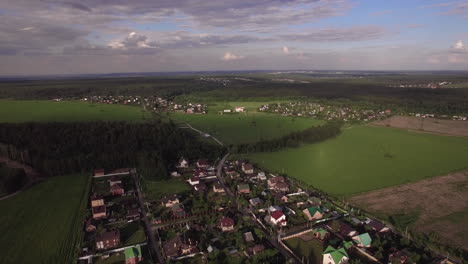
[273,182,289,192]
[127,208,140,220]
[91,196,104,208]
[163,235,198,259]
[268,176,286,188]
[255,171,267,181]
[218,216,235,232]
[196,159,210,169]
[177,157,189,169]
[110,184,125,196]
[249,197,263,207]
[367,219,390,233]
[243,231,254,243]
[313,227,330,241]
[92,205,107,220]
[188,176,200,186]
[194,182,207,192]
[237,183,250,194]
[161,194,180,208]
[352,233,372,248]
[248,244,265,256]
[303,206,324,221]
[339,222,358,238]
[125,245,143,264]
[171,203,186,218]
[273,192,289,203]
[241,163,254,174]
[94,169,105,177]
[322,246,349,264]
[96,230,120,250]
[235,107,245,112]
[213,182,226,193]
[85,219,96,232]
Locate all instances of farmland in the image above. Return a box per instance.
[0,174,89,264]
[169,101,323,145]
[143,178,190,200]
[246,125,468,196]
[0,99,151,123]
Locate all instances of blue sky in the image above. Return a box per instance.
[0,0,467,75]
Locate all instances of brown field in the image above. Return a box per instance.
[373,116,468,137]
[349,170,468,250]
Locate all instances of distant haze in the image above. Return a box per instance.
[0,0,468,76]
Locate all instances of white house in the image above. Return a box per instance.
[177,157,189,169]
[187,176,200,186]
[269,210,287,226]
[235,107,245,112]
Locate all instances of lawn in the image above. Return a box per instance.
[0,99,151,122]
[144,178,190,200]
[246,125,468,196]
[284,237,323,264]
[170,101,323,145]
[0,174,90,264]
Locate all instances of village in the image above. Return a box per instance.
[77,155,448,264]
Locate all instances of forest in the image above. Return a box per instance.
[0,120,225,180]
[233,121,343,153]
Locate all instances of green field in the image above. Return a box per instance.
[0,100,151,122]
[0,174,89,264]
[169,101,323,145]
[246,125,468,196]
[144,178,190,200]
[284,237,323,264]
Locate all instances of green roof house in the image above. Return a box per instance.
[313,227,329,241]
[124,245,143,264]
[302,206,324,221]
[323,246,349,264]
[352,233,372,248]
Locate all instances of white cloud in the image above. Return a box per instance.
[452,40,468,53]
[282,46,289,54]
[21,27,35,31]
[222,52,244,61]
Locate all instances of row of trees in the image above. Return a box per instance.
[0,120,225,180]
[234,121,343,153]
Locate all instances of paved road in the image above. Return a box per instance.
[184,123,224,146]
[133,173,165,264]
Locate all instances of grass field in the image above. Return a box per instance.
[246,125,468,196]
[0,174,89,264]
[169,101,323,145]
[284,237,323,264]
[0,99,151,122]
[144,178,190,200]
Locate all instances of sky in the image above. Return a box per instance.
[0,0,468,75]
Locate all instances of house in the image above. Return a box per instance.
[92,205,107,220]
[196,159,209,169]
[218,216,235,232]
[125,245,143,264]
[268,176,285,187]
[96,230,120,250]
[94,169,105,177]
[367,219,390,233]
[339,222,358,238]
[213,182,225,193]
[303,206,324,221]
[249,244,265,256]
[108,176,122,186]
[194,182,207,192]
[91,196,104,208]
[163,235,198,259]
[223,109,232,113]
[273,192,289,203]
[170,171,181,177]
[177,157,189,169]
[389,249,410,264]
[127,208,140,220]
[188,176,200,186]
[237,183,250,194]
[352,233,372,248]
[243,232,254,242]
[273,182,289,192]
[161,194,180,207]
[322,246,349,264]
[269,210,287,226]
[241,163,254,174]
[256,171,267,181]
[85,219,96,232]
[110,184,125,196]
[171,203,186,218]
[249,197,263,207]
[313,227,330,241]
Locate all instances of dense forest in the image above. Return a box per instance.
[0,120,225,180]
[234,121,342,153]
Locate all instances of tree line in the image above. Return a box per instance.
[233,121,343,153]
[0,120,225,180]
